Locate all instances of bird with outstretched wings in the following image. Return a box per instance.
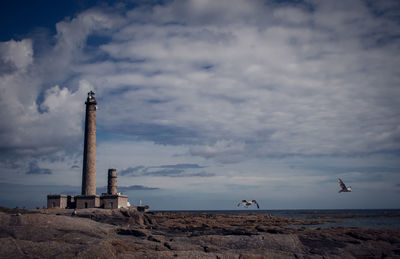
[237,199,260,209]
[338,178,352,193]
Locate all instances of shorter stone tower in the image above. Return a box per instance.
[107,169,117,195]
[100,169,128,209]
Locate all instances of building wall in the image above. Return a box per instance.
[100,195,128,209]
[47,195,67,208]
[101,196,118,209]
[76,195,100,209]
[67,195,76,208]
[117,196,128,208]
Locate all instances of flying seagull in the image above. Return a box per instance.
[237,200,260,209]
[338,178,352,193]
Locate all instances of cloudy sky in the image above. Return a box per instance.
[0,0,399,210]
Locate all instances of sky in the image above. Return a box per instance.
[0,0,399,210]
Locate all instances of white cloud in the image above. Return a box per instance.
[0,80,91,155]
[2,0,400,159]
[0,39,33,70]
[0,8,119,158]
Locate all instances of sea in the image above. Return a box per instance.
[155,209,400,230]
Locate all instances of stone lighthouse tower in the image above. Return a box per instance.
[74,91,100,209]
[82,90,97,195]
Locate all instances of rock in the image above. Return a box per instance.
[117,228,148,237]
[0,208,399,258]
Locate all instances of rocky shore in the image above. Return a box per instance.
[0,207,399,258]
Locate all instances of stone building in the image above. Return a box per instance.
[47,195,75,209]
[47,91,130,209]
[75,195,100,209]
[47,195,67,209]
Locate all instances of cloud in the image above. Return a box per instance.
[25,161,52,175]
[189,140,246,163]
[147,169,214,177]
[96,184,159,193]
[92,0,400,158]
[290,162,400,174]
[119,163,213,177]
[158,163,204,169]
[119,166,145,176]
[0,81,91,156]
[0,8,120,164]
[1,0,400,164]
[0,39,33,70]
[118,185,159,191]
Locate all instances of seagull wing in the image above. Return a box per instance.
[338,178,346,189]
[252,200,260,209]
[238,200,246,207]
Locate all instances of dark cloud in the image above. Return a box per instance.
[159,164,205,169]
[292,165,400,174]
[120,164,213,177]
[25,161,52,175]
[97,184,159,193]
[70,165,80,169]
[119,166,146,176]
[147,168,185,177]
[146,169,214,177]
[119,185,159,191]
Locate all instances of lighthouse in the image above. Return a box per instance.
[81,90,97,195]
[74,91,101,208]
[47,91,130,210]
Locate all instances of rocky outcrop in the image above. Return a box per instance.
[0,209,399,258]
